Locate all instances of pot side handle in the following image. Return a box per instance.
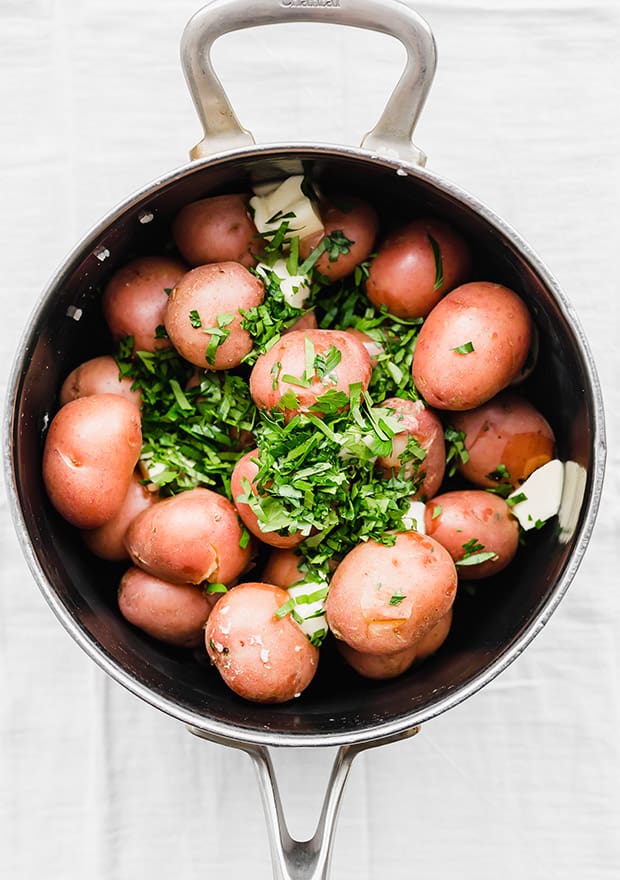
[188,725,420,880]
[181,0,436,165]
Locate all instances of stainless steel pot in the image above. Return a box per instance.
[3,1,606,878]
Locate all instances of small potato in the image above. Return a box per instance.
[376,397,446,500]
[125,487,254,585]
[118,566,216,647]
[325,531,457,655]
[412,282,532,410]
[337,608,453,679]
[231,450,304,549]
[249,329,371,417]
[262,549,307,587]
[173,193,261,268]
[283,311,318,334]
[448,391,555,489]
[60,355,141,408]
[424,490,519,579]
[205,582,319,703]
[366,218,472,319]
[298,197,378,281]
[82,471,158,561]
[43,394,142,529]
[164,262,264,369]
[102,256,186,352]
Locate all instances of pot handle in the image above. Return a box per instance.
[181,0,436,165]
[188,725,420,880]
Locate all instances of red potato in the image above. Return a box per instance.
[366,218,472,319]
[284,311,318,334]
[337,607,453,679]
[231,450,304,549]
[344,327,384,368]
[298,197,378,281]
[102,256,186,352]
[172,193,262,268]
[262,549,307,587]
[125,487,254,586]
[42,394,142,529]
[164,262,264,369]
[376,397,446,500]
[82,471,159,561]
[118,567,217,648]
[412,282,532,410]
[424,490,519,579]
[249,329,372,417]
[60,355,141,409]
[325,531,457,655]
[205,582,319,703]
[447,391,555,489]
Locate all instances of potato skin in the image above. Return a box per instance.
[325,531,457,655]
[118,567,216,647]
[424,490,519,579]
[82,471,158,561]
[125,487,253,585]
[102,256,186,352]
[60,355,141,409]
[249,329,371,416]
[164,262,264,369]
[205,582,319,703]
[42,394,142,529]
[337,608,453,679]
[262,549,307,587]
[448,391,555,489]
[376,397,446,500]
[412,282,532,410]
[366,218,472,319]
[231,450,304,549]
[284,311,318,334]
[344,327,384,368]
[172,194,261,268]
[298,197,378,281]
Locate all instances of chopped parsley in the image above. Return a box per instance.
[432,504,443,519]
[456,537,498,567]
[389,589,406,606]
[189,309,202,329]
[451,341,474,355]
[507,491,527,507]
[444,425,470,476]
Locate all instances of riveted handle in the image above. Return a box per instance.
[181,0,436,164]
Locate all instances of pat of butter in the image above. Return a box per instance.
[250,175,323,242]
[287,581,328,640]
[138,457,167,492]
[256,258,311,309]
[508,459,564,530]
[402,500,427,534]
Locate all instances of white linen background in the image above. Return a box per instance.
[1,0,618,878]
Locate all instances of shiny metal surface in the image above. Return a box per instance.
[182,0,435,164]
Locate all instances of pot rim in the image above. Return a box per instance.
[4,141,607,747]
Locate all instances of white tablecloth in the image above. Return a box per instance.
[1,1,619,878]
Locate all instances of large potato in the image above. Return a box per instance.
[366,218,472,318]
[102,256,186,352]
[424,490,519,579]
[60,355,141,408]
[249,329,371,417]
[325,531,457,655]
[412,282,532,410]
[337,608,453,679]
[231,450,304,549]
[42,394,142,529]
[376,397,445,500]
[82,471,158,561]
[118,567,217,647]
[298,197,378,281]
[125,487,254,585]
[172,194,261,268]
[164,262,264,369]
[205,582,319,703]
[448,391,556,489]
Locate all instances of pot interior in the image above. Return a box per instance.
[9,148,599,744]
